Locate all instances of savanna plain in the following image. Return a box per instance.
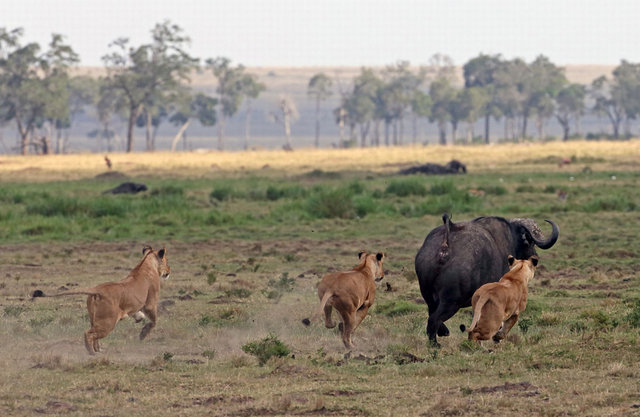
[1,141,640,416]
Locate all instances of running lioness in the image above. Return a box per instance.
[33,246,170,355]
[465,255,538,343]
[303,251,384,349]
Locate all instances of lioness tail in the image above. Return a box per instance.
[32,288,101,298]
[468,294,489,332]
[302,291,333,326]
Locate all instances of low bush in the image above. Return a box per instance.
[385,179,427,197]
[210,186,233,202]
[306,187,354,219]
[241,334,291,365]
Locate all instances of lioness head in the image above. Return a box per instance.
[358,250,385,282]
[143,245,171,279]
[507,254,538,278]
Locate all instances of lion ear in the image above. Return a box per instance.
[358,250,366,259]
[507,255,515,266]
[158,247,166,259]
[142,246,153,255]
[530,256,539,267]
[376,252,384,261]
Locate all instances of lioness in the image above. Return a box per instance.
[34,245,170,355]
[303,251,384,349]
[464,255,538,343]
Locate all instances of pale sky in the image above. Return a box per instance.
[4,0,639,67]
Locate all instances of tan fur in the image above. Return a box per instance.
[311,251,384,349]
[47,246,170,355]
[468,255,538,343]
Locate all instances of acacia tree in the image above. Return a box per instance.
[101,21,197,152]
[206,57,245,150]
[61,76,98,153]
[169,92,217,151]
[240,73,266,149]
[410,90,431,144]
[429,76,455,145]
[463,54,502,143]
[0,28,78,155]
[308,73,333,147]
[555,83,585,141]
[87,82,121,152]
[591,75,625,138]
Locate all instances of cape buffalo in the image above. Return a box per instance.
[415,214,559,345]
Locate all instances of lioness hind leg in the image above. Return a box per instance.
[493,314,519,343]
[323,304,336,329]
[341,313,356,350]
[84,322,116,355]
[139,308,157,340]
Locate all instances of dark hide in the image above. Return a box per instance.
[398,160,467,175]
[103,182,148,195]
[414,214,559,344]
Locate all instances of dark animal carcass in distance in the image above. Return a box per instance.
[414,214,559,345]
[103,182,148,195]
[399,160,466,175]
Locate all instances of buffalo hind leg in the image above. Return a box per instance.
[427,303,460,347]
[424,295,450,337]
[139,308,157,340]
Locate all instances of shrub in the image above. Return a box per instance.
[26,196,87,217]
[569,320,588,333]
[241,334,291,365]
[205,210,233,225]
[210,186,233,202]
[375,300,422,317]
[225,288,252,298]
[268,273,295,292]
[516,185,536,193]
[4,306,26,317]
[385,179,427,197]
[304,169,341,179]
[202,349,216,359]
[546,290,570,297]
[625,299,640,328]
[518,317,534,334]
[429,180,456,196]
[88,198,129,217]
[353,195,377,218]
[479,185,507,196]
[151,185,184,196]
[583,197,636,212]
[207,272,217,285]
[543,185,558,193]
[580,310,618,330]
[306,187,354,219]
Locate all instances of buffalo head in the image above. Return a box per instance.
[507,218,559,259]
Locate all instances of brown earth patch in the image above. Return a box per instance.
[474,381,539,396]
[34,401,77,414]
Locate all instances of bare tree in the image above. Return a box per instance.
[269,95,299,150]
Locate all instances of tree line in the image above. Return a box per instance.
[1,22,640,154]
[323,55,640,147]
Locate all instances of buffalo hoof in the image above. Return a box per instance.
[428,339,442,349]
[437,325,450,337]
